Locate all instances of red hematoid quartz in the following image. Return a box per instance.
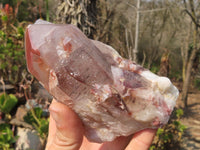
[26,20,179,143]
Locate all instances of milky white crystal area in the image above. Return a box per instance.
[25,20,179,143]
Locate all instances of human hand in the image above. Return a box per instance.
[45,99,156,150]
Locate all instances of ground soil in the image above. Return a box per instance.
[176,87,200,150]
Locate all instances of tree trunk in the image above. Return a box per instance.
[182,26,198,107]
[181,26,190,83]
[182,0,200,107]
[133,0,140,63]
[55,0,97,38]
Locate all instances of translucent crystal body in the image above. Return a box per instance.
[25,20,179,143]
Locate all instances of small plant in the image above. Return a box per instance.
[150,108,187,150]
[0,93,18,114]
[169,70,182,81]
[194,78,200,90]
[24,107,49,139]
[150,64,160,74]
[0,93,18,122]
[0,124,18,150]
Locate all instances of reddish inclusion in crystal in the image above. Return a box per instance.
[50,70,56,80]
[25,29,39,78]
[63,42,72,53]
[25,28,50,89]
[25,28,42,79]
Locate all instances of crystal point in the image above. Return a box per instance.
[25,20,179,143]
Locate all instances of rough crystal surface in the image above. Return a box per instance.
[25,20,179,143]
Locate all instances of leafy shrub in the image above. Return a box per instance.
[24,107,49,138]
[150,108,186,150]
[169,70,182,81]
[0,93,18,114]
[194,78,200,90]
[150,66,160,74]
[0,4,27,85]
[0,124,18,150]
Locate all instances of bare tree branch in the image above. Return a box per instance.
[184,9,200,28]
[126,2,137,10]
[139,8,166,13]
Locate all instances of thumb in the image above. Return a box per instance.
[46,100,84,150]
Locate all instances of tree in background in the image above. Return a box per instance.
[182,0,200,107]
[55,0,97,38]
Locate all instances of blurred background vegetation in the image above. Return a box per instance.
[0,0,200,149]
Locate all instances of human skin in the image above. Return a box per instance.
[45,99,157,150]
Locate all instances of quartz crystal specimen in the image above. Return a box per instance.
[25,20,179,143]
